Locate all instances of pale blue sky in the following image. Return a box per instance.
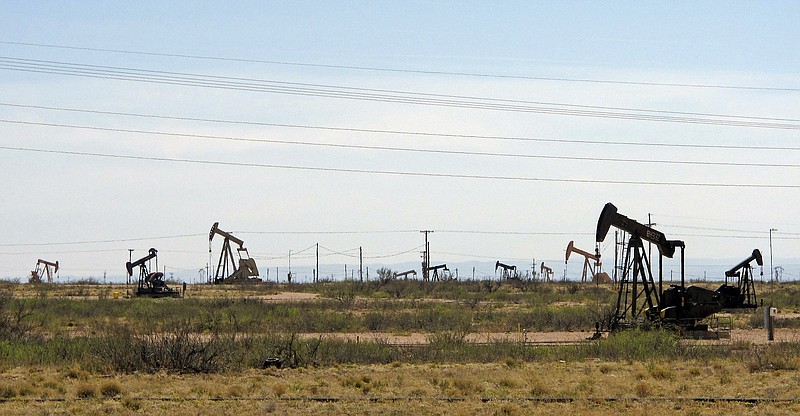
[1,2,798,282]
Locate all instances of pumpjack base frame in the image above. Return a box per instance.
[136,288,181,298]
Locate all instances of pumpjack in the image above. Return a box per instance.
[596,203,723,333]
[209,222,260,284]
[717,249,761,309]
[30,259,58,284]
[394,270,417,279]
[126,248,180,298]
[565,241,610,283]
[540,262,554,281]
[495,261,517,279]
[425,264,452,281]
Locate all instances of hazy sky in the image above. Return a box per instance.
[1,2,798,282]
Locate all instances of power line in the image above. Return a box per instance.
[3,40,798,92]
[318,245,360,258]
[0,233,206,247]
[4,102,799,152]
[364,245,426,260]
[2,57,799,129]
[437,230,601,236]
[435,251,535,262]
[660,224,800,235]
[5,119,796,168]
[2,145,798,189]
[236,230,418,235]
[0,248,125,255]
[672,233,800,240]
[651,213,800,230]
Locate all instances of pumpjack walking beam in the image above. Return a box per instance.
[394,270,417,279]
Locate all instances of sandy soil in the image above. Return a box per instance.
[255,292,320,301]
[301,331,607,345]
[297,328,800,346]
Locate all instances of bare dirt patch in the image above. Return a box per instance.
[299,331,598,345]
[255,292,320,301]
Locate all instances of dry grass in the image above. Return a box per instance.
[0,360,798,414]
[3,281,800,414]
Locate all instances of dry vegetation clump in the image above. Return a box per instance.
[99,380,122,398]
[271,382,288,397]
[647,363,675,380]
[121,396,141,411]
[74,382,97,398]
[0,383,17,399]
[634,381,652,397]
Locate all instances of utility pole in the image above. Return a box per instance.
[288,250,293,283]
[359,246,363,282]
[316,243,319,283]
[127,249,134,285]
[770,228,777,297]
[647,213,656,279]
[421,230,433,281]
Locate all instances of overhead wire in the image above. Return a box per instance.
[2,40,798,92]
[2,145,798,189]
[0,233,206,247]
[1,57,799,129]
[318,245,360,258]
[3,102,799,152]
[437,230,593,236]
[235,229,418,235]
[435,251,534,261]
[4,119,795,168]
[363,245,425,260]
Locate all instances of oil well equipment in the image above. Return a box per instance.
[30,259,58,283]
[394,270,417,279]
[595,202,724,334]
[717,249,761,309]
[565,241,611,283]
[208,222,260,284]
[126,248,180,298]
[425,264,452,281]
[540,262,554,281]
[495,261,517,279]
